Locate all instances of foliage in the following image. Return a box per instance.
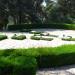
[45,0,75,23]
[31,36,53,41]
[40,37,53,41]
[20,29,32,32]
[31,36,41,40]
[30,31,42,34]
[0,51,37,75]
[0,35,7,40]
[8,23,75,30]
[62,38,75,41]
[1,45,75,69]
[11,34,26,40]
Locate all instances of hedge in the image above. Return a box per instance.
[12,45,75,68]
[20,29,32,32]
[62,38,75,41]
[0,50,37,75]
[1,45,75,74]
[31,36,53,41]
[0,35,7,40]
[8,23,75,30]
[11,34,26,40]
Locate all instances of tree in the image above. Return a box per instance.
[45,0,75,23]
[0,0,9,30]
[7,0,45,24]
[0,0,48,30]
[57,0,75,23]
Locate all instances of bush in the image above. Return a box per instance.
[41,37,53,41]
[8,23,75,30]
[30,31,42,34]
[0,54,37,75]
[31,36,41,40]
[20,29,32,32]
[62,38,75,41]
[11,34,26,40]
[40,33,50,36]
[0,35,7,40]
[13,45,75,68]
[31,36,53,41]
[1,45,75,71]
[49,34,58,37]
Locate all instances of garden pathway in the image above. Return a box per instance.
[36,65,75,75]
[0,29,75,49]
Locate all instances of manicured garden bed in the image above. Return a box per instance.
[62,38,75,41]
[0,35,7,40]
[11,34,26,40]
[31,36,53,41]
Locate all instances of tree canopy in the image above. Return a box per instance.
[0,0,75,29]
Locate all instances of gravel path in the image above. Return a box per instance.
[36,65,75,75]
[0,29,75,49]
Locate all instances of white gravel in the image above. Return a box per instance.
[0,29,75,49]
[36,65,75,75]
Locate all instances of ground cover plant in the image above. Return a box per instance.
[11,34,26,40]
[0,35,7,40]
[62,37,75,41]
[31,36,53,41]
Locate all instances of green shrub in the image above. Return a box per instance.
[13,45,75,68]
[0,51,37,75]
[40,37,53,41]
[1,45,75,70]
[20,29,32,32]
[0,35,7,40]
[31,36,41,40]
[40,33,50,36]
[30,31,42,34]
[62,38,75,41]
[11,34,26,40]
[49,34,58,37]
[31,36,53,41]
[8,23,75,30]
